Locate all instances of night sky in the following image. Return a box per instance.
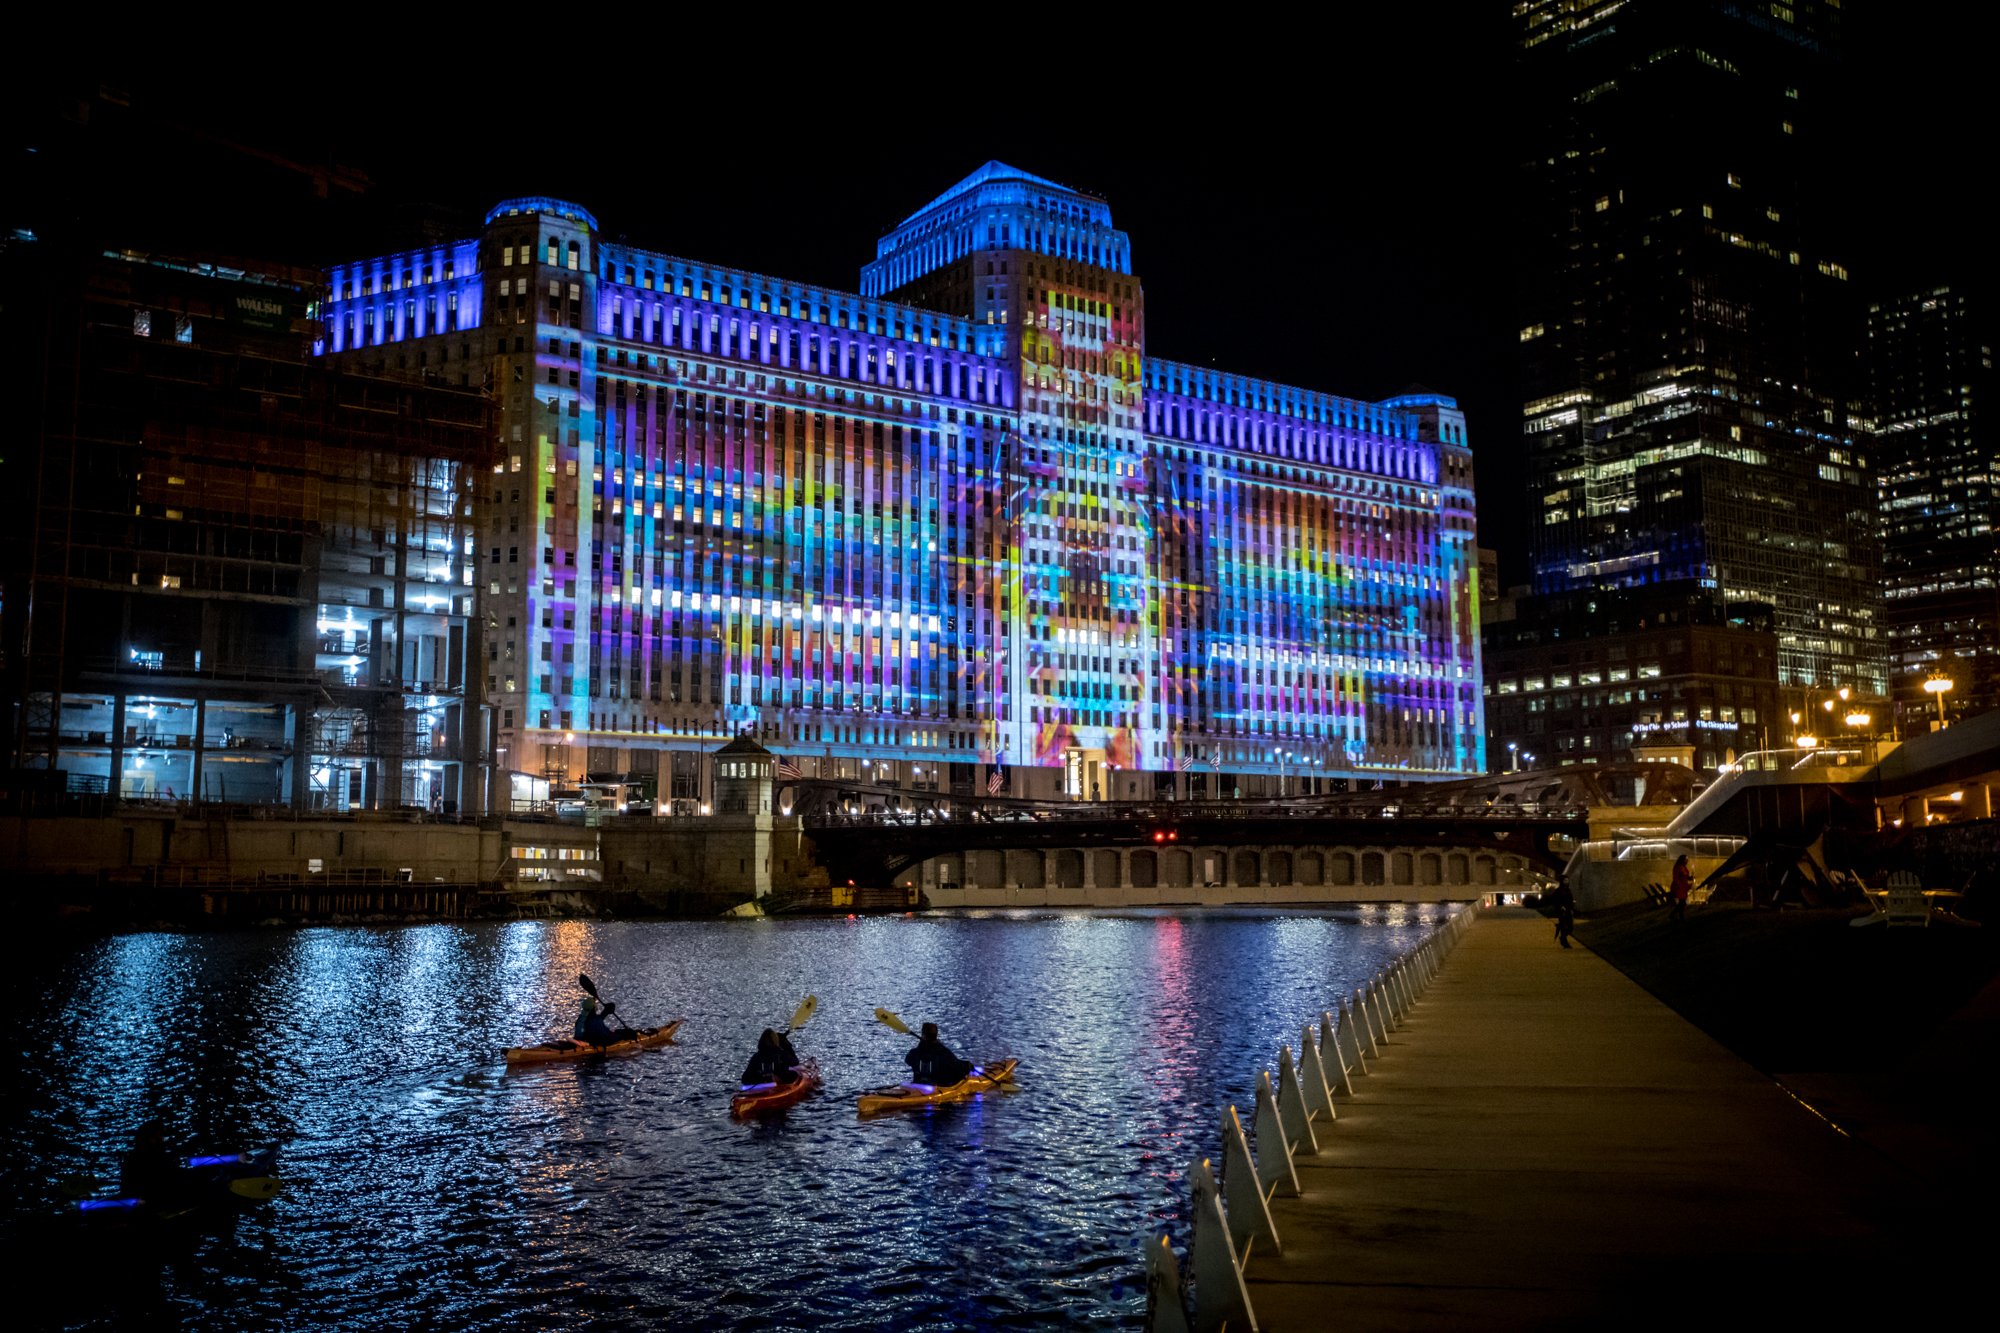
[13,8,1974,585]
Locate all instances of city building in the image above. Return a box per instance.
[1868,285,1995,732]
[321,164,1485,804]
[4,245,493,812]
[1483,589,1780,777]
[1514,0,1883,698]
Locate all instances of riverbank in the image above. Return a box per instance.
[1573,899,2000,1194]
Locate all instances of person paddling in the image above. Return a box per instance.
[572,973,639,1048]
[741,1028,802,1087]
[905,1021,973,1087]
[120,1120,180,1202]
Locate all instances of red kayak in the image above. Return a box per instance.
[731,1059,822,1117]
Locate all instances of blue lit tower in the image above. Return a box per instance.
[864,163,1153,791]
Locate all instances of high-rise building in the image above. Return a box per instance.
[3,86,496,814]
[321,165,1486,805]
[1868,285,1996,729]
[1515,0,1882,698]
[4,248,492,811]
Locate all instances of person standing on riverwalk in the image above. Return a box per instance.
[1670,855,1693,922]
[1551,879,1576,948]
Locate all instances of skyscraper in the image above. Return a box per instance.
[321,165,1486,806]
[1868,285,1995,728]
[1515,0,1882,698]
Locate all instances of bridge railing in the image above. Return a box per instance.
[796,797,1588,830]
[1143,903,1476,1332]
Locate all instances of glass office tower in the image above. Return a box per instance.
[1515,0,1883,696]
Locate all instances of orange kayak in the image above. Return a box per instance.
[731,1059,822,1117]
[857,1058,1018,1116]
[504,1020,682,1065]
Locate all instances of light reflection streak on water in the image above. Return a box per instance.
[6,907,1447,1330]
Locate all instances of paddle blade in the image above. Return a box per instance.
[229,1176,282,1202]
[577,972,600,999]
[789,995,818,1032]
[874,1007,912,1035]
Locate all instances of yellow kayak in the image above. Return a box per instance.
[857,1058,1018,1117]
[504,1020,682,1065]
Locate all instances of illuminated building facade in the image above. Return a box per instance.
[1868,286,1996,730]
[1515,0,1884,697]
[322,165,1483,802]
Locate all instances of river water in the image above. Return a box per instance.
[5,908,1443,1331]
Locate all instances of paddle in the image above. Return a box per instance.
[873,1009,1010,1086]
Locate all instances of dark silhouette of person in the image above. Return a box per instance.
[120,1120,180,1202]
[741,1028,801,1086]
[1551,879,1576,949]
[905,1021,973,1086]
[1670,855,1693,921]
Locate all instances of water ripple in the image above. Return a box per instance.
[5,907,1438,1330]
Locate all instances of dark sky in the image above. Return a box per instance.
[15,7,1973,584]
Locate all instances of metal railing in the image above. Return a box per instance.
[1144,904,1476,1332]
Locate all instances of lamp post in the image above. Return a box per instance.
[1271,748,1292,796]
[1507,741,1519,773]
[1789,685,1856,749]
[1923,675,1954,731]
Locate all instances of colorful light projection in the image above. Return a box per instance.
[321,176,1484,783]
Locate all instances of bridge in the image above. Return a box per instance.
[775,765,1671,907]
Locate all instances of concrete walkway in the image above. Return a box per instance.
[1242,908,1959,1328]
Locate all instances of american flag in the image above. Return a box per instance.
[988,767,1006,795]
[774,758,804,781]
[1175,755,1193,772]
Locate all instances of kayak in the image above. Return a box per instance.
[857,1058,1018,1117]
[731,1059,823,1117]
[75,1147,281,1226]
[504,1019,683,1065]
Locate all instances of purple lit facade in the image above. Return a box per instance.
[322,166,1483,805]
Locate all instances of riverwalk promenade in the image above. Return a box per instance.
[1241,908,1966,1327]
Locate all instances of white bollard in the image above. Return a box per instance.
[1145,1234,1193,1333]
[1190,1157,1258,1333]
[1300,1021,1339,1118]
[1276,1045,1319,1156]
[1355,985,1382,1052]
[1254,1070,1300,1198]
[1321,1009,1357,1094]
[1221,1104,1281,1260]
[1339,997,1372,1071]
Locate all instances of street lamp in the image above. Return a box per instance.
[1507,741,1519,773]
[1924,675,1954,730]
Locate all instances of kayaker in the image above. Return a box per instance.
[120,1120,180,1202]
[574,996,628,1047]
[741,1028,801,1086]
[905,1022,973,1086]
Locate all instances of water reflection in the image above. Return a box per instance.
[7,907,1440,1330]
